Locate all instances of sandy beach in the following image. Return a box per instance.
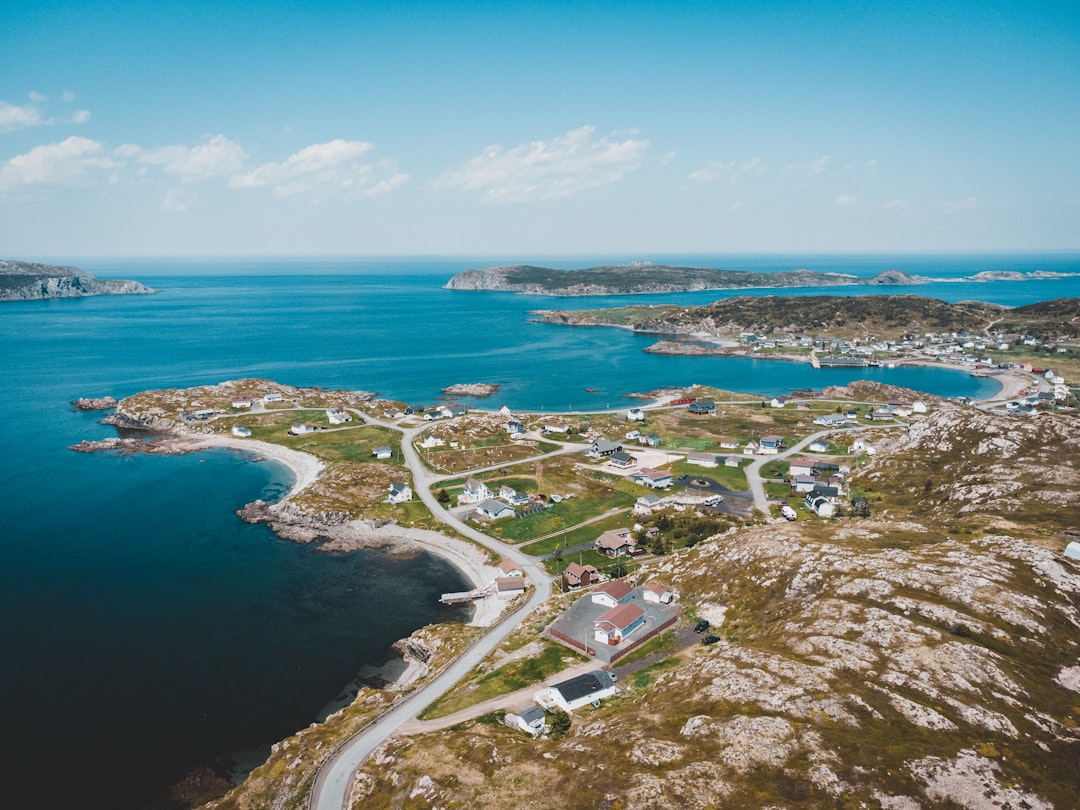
[197,433,506,626]
[195,434,326,498]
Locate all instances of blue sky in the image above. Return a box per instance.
[1,0,1077,257]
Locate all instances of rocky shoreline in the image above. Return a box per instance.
[1,259,156,301]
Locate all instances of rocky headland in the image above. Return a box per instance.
[0,259,156,301]
[445,263,923,296]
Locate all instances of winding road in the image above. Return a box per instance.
[308,417,556,810]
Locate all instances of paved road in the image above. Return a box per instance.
[742,424,904,515]
[309,420,555,810]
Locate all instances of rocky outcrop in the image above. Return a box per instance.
[440,383,501,398]
[0,259,156,301]
[235,499,353,543]
[71,396,118,411]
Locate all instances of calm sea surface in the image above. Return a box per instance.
[1,254,1076,808]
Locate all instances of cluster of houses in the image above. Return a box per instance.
[787,456,850,517]
[457,477,543,521]
[383,403,469,420]
[1021,365,1070,402]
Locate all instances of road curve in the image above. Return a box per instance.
[309,421,554,810]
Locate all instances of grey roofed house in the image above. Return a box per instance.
[688,400,716,415]
[591,438,622,456]
[477,498,515,519]
[372,445,393,459]
[549,670,618,708]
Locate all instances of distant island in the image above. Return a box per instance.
[445,262,1078,297]
[0,259,156,302]
[444,262,922,296]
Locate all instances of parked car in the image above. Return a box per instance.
[694,619,710,633]
[781,504,797,521]
[701,635,722,645]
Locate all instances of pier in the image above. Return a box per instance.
[440,588,487,605]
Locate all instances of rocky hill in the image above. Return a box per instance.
[331,407,1080,809]
[535,294,1080,342]
[445,263,923,296]
[0,259,156,301]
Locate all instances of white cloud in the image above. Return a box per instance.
[878,198,910,212]
[161,187,197,212]
[120,134,247,182]
[230,139,405,200]
[433,125,649,203]
[688,157,766,184]
[836,194,859,207]
[70,109,91,125]
[0,136,117,192]
[940,197,978,213]
[688,160,735,183]
[808,155,832,175]
[660,150,677,165]
[0,100,44,132]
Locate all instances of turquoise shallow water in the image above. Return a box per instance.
[0,254,1075,808]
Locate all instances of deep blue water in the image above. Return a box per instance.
[1,254,1076,808]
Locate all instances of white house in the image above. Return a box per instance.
[459,478,491,504]
[231,399,253,409]
[686,451,720,468]
[594,602,646,645]
[788,458,815,477]
[388,482,412,504]
[634,468,672,489]
[263,392,283,403]
[289,422,314,435]
[417,433,444,449]
[534,670,619,713]
[807,440,829,453]
[591,579,634,608]
[505,706,547,736]
[634,494,664,515]
[626,408,645,421]
[372,445,393,460]
[642,582,674,604]
[498,559,523,578]
[806,493,835,517]
[851,438,875,455]
[326,408,352,424]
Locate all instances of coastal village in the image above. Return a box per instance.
[73,345,1080,810]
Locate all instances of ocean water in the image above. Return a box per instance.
[1,254,1076,808]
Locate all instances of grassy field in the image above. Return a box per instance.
[519,512,633,556]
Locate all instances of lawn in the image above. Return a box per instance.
[419,643,585,719]
[668,459,749,491]
[491,490,635,543]
[519,512,633,557]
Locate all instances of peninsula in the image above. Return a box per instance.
[534,294,1080,341]
[70,366,1080,810]
[0,259,156,301]
[444,262,922,296]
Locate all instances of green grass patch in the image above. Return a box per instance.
[519,512,632,556]
[421,643,584,719]
[613,630,677,667]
